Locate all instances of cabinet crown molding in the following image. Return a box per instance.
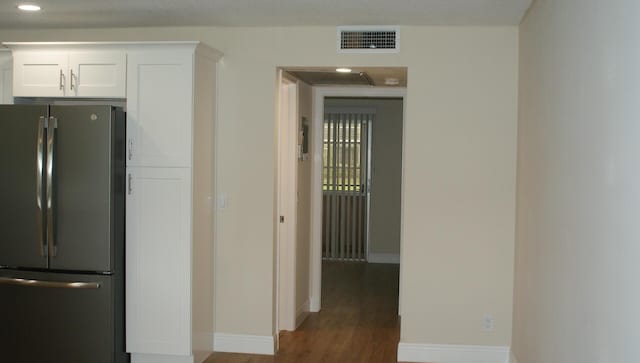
[2,41,223,61]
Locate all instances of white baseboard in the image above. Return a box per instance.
[213,333,275,355]
[310,295,320,312]
[368,253,400,264]
[295,299,311,328]
[131,353,193,363]
[510,349,518,363]
[397,343,510,363]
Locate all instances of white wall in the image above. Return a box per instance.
[0,25,518,347]
[514,0,640,362]
[324,97,404,259]
[192,49,217,357]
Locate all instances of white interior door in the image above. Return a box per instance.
[277,75,298,333]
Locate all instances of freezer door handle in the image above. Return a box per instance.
[37,116,47,257]
[0,277,101,289]
[46,117,58,258]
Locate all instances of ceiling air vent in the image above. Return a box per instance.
[337,26,400,53]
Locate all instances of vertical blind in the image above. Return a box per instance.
[322,110,373,261]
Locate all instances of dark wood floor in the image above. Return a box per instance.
[205,261,401,363]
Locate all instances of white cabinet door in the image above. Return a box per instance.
[69,51,126,98]
[127,51,194,167]
[0,52,12,104]
[126,167,192,356]
[12,51,67,97]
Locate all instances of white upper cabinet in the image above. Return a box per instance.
[126,50,194,167]
[9,46,126,98]
[68,51,126,98]
[12,51,67,97]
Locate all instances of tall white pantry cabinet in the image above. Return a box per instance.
[4,41,221,363]
[125,43,221,363]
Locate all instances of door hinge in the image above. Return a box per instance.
[280,216,285,223]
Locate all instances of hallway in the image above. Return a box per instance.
[207,261,400,362]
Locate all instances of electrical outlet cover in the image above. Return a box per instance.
[483,313,494,331]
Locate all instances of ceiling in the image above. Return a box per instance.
[0,0,533,29]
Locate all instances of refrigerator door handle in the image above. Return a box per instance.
[47,117,58,258]
[0,276,101,289]
[37,116,47,257]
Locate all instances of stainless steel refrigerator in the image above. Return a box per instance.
[0,105,128,363]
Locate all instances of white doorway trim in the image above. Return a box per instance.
[277,71,299,332]
[310,86,407,312]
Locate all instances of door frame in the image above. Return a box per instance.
[310,86,407,312]
[276,71,299,333]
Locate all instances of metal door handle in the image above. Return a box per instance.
[46,117,58,258]
[0,277,101,289]
[128,139,133,161]
[70,69,76,91]
[36,116,47,257]
[59,69,64,91]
